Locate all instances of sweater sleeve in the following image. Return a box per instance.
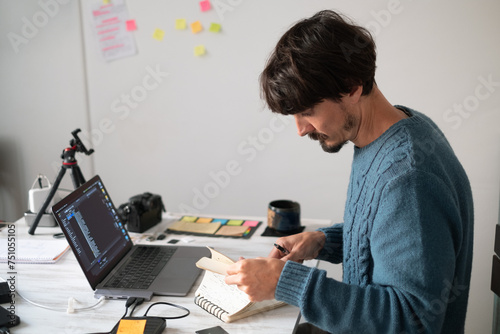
[275,170,466,333]
[316,223,343,263]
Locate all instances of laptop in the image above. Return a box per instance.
[51,174,210,300]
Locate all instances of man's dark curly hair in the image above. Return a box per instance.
[260,10,377,115]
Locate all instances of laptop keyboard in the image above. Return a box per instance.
[104,246,177,290]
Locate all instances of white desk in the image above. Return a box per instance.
[0,213,331,333]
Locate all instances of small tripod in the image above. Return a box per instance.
[28,129,94,235]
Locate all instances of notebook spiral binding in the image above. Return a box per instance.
[194,295,229,321]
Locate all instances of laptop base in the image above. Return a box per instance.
[95,289,153,301]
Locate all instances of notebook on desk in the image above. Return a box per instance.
[51,175,209,300]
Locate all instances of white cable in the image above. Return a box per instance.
[16,289,105,313]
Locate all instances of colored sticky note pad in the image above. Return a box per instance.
[175,18,187,30]
[196,217,213,223]
[152,28,165,41]
[194,45,206,56]
[200,0,211,12]
[117,319,146,334]
[227,220,244,226]
[215,225,249,237]
[212,219,228,225]
[126,19,137,31]
[243,227,252,236]
[209,23,221,33]
[169,220,221,234]
[243,220,259,227]
[191,21,203,34]
[181,216,197,222]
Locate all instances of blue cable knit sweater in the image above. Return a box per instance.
[275,107,474,333]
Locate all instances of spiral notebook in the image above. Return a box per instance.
[194,247,286,323]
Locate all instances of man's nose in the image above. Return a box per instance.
[294,115,315,137]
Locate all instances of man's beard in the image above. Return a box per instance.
[308,132,347,153]
[307,107,356,153]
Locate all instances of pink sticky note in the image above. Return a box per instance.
[243,220,259,227]
[200,0,211,12]
[126,19,137,31]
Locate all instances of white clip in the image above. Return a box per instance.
[67,297,76,314]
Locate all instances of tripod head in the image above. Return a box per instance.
[62,129,94,164]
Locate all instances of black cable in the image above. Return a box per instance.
[122,297,137,318]
[143,302,190,320]
[129,298,144,317]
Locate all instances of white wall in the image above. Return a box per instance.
[1,0,499,332]
[0,0,92,220]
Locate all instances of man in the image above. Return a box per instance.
[224,10,474,334]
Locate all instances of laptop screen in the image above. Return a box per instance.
[52,175,133,289]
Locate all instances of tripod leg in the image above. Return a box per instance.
[28,166,67,235]
[70,164,86,188]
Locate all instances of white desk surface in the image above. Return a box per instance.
[0,213,331,334]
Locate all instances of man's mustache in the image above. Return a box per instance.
[308,132,328,141]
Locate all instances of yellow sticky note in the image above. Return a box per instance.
[209,23,221,33]
[103,0,110,4]
[152,28,165,41]
[191,21,203,34]
[117,319,146,334]
[194,45,206,56]
[175,18,187,30]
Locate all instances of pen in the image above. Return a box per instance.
[274,243,290,255]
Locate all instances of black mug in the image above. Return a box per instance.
[267,200,301,231]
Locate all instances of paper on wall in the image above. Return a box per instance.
[90,0,137,62]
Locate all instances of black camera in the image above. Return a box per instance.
[118,192,166,233]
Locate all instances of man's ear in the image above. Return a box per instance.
[347,85,363,104]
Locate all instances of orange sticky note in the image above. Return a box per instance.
[175,18,187,30]
[194,45,206,56]
[152,28,165,41]
[117,319,146,334]
[191,21,203,34]
[196,217,213,223]
[126,20,137,31]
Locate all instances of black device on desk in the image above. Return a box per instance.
[51,174,210,300]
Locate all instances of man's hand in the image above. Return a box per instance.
[269,231,326,263]
[224,257,285,302]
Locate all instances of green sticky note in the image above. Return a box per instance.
[209,23,221,33]
[227,220,244,226]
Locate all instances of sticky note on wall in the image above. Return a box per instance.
[191,21,203,34]
[209,23,221,33]
[194,45,206,56]
[126,20,137,31]
[200,0,211,12]
[175,18,187,30]
[152,28,165,41]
